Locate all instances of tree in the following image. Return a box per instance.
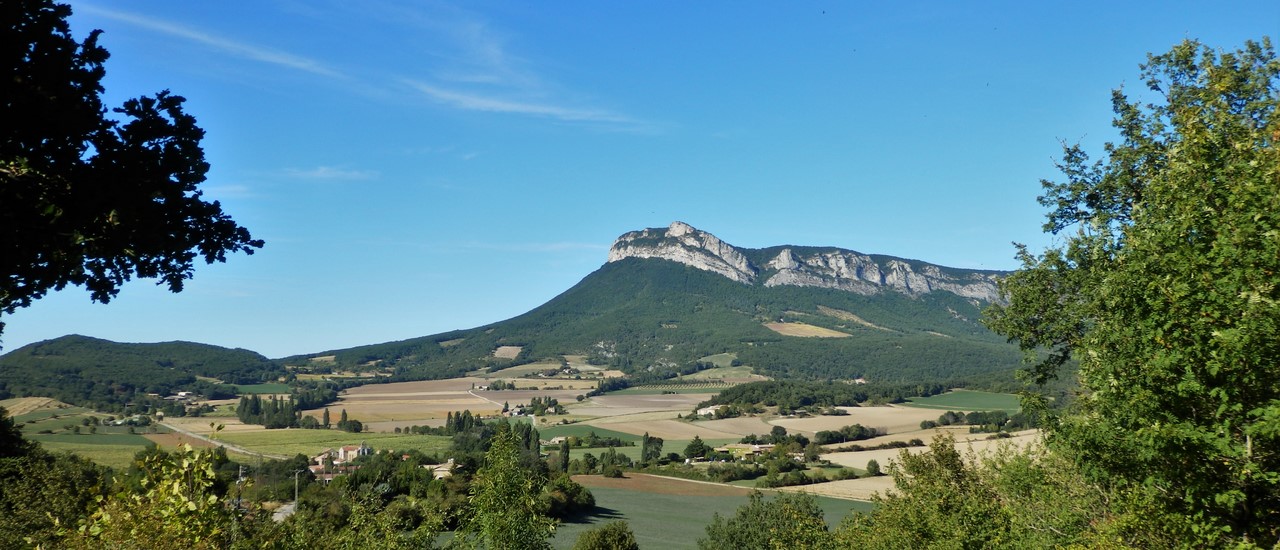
[0,406,32,459]
[985,38,1280,545]
[0,0,262,342]
[573,521,640,550]
[640,432,664,464]
[699,491,833,550]
[836,435,1009,548]
[684,435,709,460]
[835,435,1105,548]
[459,425,555,549]
[64,445,266,549]
[557,439,571,473]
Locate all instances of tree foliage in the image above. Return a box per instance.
[0,0,262,341]
[985,38,1280,545]
[63,445,264,549]
[458,425,556,549]
[572,520,639,550]
[699,491,834,550]
[836,434,1106,549]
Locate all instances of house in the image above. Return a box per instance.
[714,443,775,459]
[428,458,456,480]
[696,405,726,417]
[337,442,372,463]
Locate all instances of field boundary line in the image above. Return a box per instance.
[159,421,290,461]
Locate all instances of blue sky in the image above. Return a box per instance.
[4,1,1275,358]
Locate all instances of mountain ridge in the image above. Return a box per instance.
[2,223,1025,403]
[609,221,1004,302]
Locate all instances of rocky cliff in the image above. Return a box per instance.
[608,221,1003,302]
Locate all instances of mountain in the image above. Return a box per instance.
[2,223,1025,397]
[280,222,1023,387]
[0,335,282,410]
[609,221,1003,301]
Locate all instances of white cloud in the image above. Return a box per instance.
[405,81,636,124]
[76,3,344,79]
[283,166,378,180]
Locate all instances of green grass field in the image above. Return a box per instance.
[233,383,293,394]
[12,406,92,423]
[539,424,644,443]
[682,366,757,380]
[904,390,1021,412]
[217,430,452,458]
[548,485,872,549]
[697,353,738,368]
[33,441,150,470]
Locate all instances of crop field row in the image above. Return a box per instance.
[616,383,733,394]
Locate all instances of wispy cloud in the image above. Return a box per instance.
[76,3,343,79]
[79,2,652,131]
[380,4,653,131]
[283,166,379,180]
[406,81,638,125]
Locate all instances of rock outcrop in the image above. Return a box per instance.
[608,221,1003,302]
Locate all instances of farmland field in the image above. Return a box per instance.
[2,397,80,418]
[33,441,148,470]
[554,474,873,548]
[613,385,731,395]
[215,429,452,458]
[538,424,643,443]
[763,322,851,338]
[476,361,564,378]
[682,365,767,382]
[770,405,943,435]
[904,390,1021,412]
[233,383,293,394]
[492,345,522,359]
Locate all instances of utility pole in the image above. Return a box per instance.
[292,469,306,503]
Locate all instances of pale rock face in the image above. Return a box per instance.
[608,222,1003,302]
[608,221,757,284]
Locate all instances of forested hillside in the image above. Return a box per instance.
[284,257,1023,387]
[0,335,282,410]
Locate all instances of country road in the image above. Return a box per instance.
[159,421,290,461]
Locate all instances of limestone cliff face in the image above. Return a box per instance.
[608,221,758,284]
[608,221,1003,302]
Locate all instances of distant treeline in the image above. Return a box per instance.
[920,409,1039,432]
[235,387,338,429]
[699,380,948,413]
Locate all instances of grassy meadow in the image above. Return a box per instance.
[216,430,452,458]
[551,476,873,549]
[904,390,1021,412]
[232,382,294,394]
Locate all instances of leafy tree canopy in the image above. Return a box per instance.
[985,37,1280,545]
[0,0,262,342]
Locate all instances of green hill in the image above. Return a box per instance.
[282,257,1023,387]
[0,335,282,410]
[3,224,1028,403]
